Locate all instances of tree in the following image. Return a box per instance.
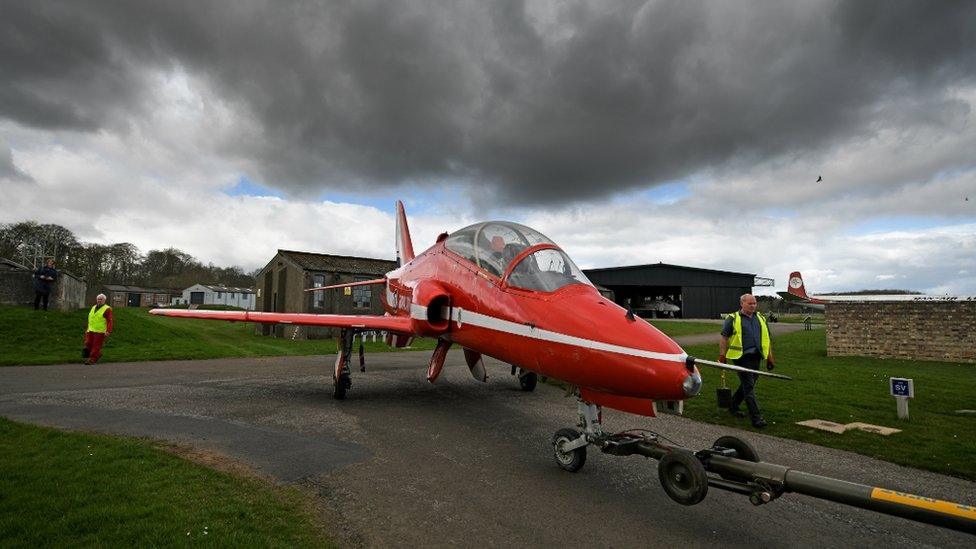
[2,219,257,291]
[0,221,79,268]
[138,248,194,285]
[105,243,141,285]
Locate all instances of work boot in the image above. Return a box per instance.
[752,418,768,428]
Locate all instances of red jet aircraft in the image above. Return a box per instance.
[148,204,976,534]
[151,201,785,459]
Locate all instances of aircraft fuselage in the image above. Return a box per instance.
[381,241,696,403]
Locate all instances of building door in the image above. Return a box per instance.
[127,293,141,307]
[190,292,204,304]
[261,271,274,335]
[274,268,287,337]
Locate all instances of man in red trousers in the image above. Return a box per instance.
[84,293,113,365]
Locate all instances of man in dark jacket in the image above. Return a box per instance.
[33,258,58,311]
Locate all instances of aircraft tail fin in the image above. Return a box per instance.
[396,200,415,266]
[786,271,810,299]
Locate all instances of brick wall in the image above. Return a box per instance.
[826,301,976,364]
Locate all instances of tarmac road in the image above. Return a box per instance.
[1,351,972,548]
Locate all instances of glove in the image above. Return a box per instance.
[718,354,727,364]
[766,360,775,371]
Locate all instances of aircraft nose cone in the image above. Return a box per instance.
[683,368,702,397]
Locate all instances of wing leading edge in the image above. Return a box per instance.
[149,308,414,333]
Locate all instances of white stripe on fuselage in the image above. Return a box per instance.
[408,304,687,363]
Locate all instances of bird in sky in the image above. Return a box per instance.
[816,175,822,182]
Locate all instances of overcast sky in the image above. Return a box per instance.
[2,0,975,294]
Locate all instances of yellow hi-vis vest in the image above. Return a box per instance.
[726,311,770,360]
[88,304,111,333]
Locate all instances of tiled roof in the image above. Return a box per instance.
[103,284,182,293]
[201,285,255,294]
[0,257,30,271]
[278,250,396,275]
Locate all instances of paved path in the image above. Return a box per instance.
[671,322,814,346]
[0,353,971,548]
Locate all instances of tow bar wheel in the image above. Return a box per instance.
[712,435,759,481]
[713,435,760,462]
[552,428,587,472]
[658,451,709,505]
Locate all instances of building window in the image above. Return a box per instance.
[217,291,222,299]
[353,276,371,309]
[229,292,235,299]
[313,274,325,308]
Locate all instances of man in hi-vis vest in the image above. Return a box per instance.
[719,294,775,428]
[84,293,113,365]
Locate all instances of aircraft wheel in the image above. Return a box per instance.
[657,451,709,505]
[552,428,587,472]
[333,373,350,400]
[712,436,759,481]
[519,371,538,392]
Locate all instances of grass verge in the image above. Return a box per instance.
[0,417,333,547]
[682,329,976,480]
[0,305,436,366]
[647,320,723,337]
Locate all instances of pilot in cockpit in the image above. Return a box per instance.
[503,242,525,267]
[486,236,506,276]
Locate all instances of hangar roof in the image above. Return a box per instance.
[583,262,756,288]
[584,262,755,277]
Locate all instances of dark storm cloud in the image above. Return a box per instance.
[1,0,974,202]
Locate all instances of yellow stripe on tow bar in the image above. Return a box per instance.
[871,488,976,520]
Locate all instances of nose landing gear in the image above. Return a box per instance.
[510,365,538,391]
[552,428,587,472]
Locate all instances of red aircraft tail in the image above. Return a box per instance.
[396,200,415,266]
[786,271,810,299]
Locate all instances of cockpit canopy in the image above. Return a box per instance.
[444,221,593,292]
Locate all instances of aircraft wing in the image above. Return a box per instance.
[149,308,413,333]
[776,291,825,311]
[777,291,799,301]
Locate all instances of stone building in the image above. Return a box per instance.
[99,285,183,308]
[255,249,396,339]
[826,300,976,363]
[0,257,87,311]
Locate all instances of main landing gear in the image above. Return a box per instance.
[551,398,976,534]
[333,329,362,400]
[510,365,538,392]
